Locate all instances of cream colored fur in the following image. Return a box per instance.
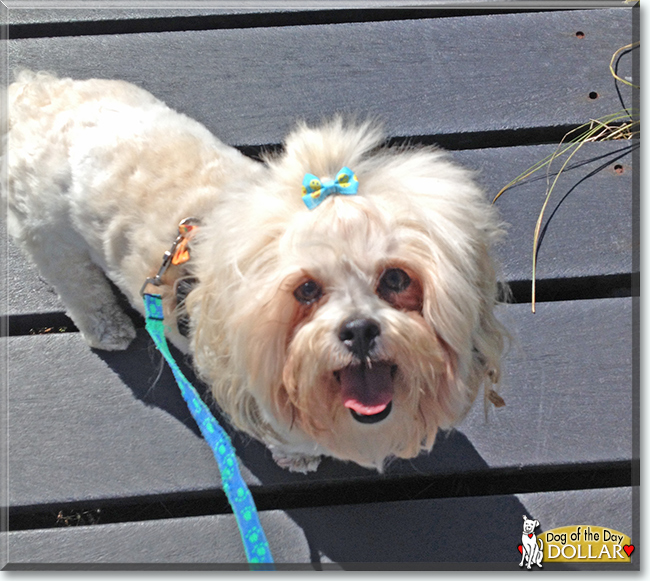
[4,71,507,472]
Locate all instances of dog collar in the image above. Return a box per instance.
[140,217,199,337]
[301,166,359,209]
[139,217,200,296]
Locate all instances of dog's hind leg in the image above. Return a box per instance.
[518,547,527,568]
[536,540,544,567]
[16,224,137,351]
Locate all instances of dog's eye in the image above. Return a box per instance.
[294,280,323,305]
[378,268,411,295]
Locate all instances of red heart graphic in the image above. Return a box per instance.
[528,533,533,538]
[624,545,635,557]
[518,545,523,554]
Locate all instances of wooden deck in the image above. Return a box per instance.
[1,1,639,570]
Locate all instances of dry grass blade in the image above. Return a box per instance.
[492,112,638,205]
[494,38,639,313]
[530,114,638,312]
[495,113,638,312]
[610,41,640,89]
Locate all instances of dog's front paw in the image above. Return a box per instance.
[74,304,137,351]
[272,450,321,473]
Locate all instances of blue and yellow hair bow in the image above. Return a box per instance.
[301,166,359,210]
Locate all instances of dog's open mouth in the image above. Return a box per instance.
[334,362,397,424]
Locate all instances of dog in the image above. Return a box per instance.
[4,71,507,472]
[519,515,544,569]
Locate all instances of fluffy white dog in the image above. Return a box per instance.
[4,71,506,472]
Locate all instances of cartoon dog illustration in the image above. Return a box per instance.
[519,515,544,569]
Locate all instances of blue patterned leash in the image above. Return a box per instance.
[140,169,358,563]
[143,292,274,566]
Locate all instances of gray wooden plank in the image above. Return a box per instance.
[7,8,634,147]
[6,510,313,565]
[4,141,634,315]
[6,8,237,24]
[5,252,64,315]
[6,331,232,506]
[460,141,635,282]
[6,298,634,507]
[457,297,634,468]
[5,487,635,566]
[1,214,65,314]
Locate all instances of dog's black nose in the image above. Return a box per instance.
[338,317,381,359]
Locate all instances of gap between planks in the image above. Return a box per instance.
[8,6,565,40]
[8,458,637,532]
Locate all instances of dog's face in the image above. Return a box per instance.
[253,197,461,467]
[188,119,505,470]
[523,516,539,534]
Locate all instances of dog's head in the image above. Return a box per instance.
[187,118,506,470]
[523,516,540,534]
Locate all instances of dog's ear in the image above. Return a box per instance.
[523,515,527,521]
[534,520,539,528]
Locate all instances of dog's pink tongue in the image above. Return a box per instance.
[340,363,394,416]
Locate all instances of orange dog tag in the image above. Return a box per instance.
[171,223,197,265]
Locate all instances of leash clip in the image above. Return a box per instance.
[140,217,200,296]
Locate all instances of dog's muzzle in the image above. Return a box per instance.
[335,317,396,424]
[334,361,397,424]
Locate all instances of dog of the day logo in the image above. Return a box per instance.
[518,515,634,566]
[518,515,544,569]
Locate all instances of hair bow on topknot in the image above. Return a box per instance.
[301,166,359,210]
